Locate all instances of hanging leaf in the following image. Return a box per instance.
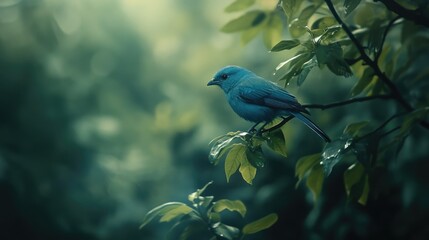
[242,213,278,235]
[288,18,307,38]
[351,67,375,96]
[299,4,317,21]
[295,153,321,186]
[297,57,317,86]
[266,129,287,157]
[241,24,264,45]
[306,163,324,202]
[270,39,301,52]
[212,199,247,217]
[221,10,267,33]
[239,155,257,184]
[225,0,256,13]
[224,144,247,182]
[344,163,369,205]
[316,43,352,77]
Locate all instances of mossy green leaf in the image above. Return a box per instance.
[242,213,278,235]
[213,199,247,218]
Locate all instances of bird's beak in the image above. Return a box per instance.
[207,78,218,86]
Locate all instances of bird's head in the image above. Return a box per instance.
[207,65,253,92]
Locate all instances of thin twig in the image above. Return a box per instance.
[375,16,401,63]
[303,95,393,110]
[358,112,407,140]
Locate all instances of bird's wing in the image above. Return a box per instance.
[238,82,308,114]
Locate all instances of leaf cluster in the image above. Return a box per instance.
[140,182,278,240]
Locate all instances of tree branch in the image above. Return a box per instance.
[303,95,393,110]
[377,0,429,28]
[324,0,413,112]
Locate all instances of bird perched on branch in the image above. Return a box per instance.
[207,65,330,142]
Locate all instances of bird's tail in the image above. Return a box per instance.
[292,112,331,142]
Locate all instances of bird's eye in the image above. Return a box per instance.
[221,74,228,80]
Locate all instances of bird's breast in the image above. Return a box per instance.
[227,94,276,123]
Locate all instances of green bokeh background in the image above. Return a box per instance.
[1,1,428,239]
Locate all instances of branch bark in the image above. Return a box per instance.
[377,0,429,28]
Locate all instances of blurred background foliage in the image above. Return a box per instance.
[0,0,428,239]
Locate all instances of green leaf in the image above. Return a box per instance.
[212,223,240,240]
[311,17,337,31]
[242,213,278,235]
[282,0,303,20]
[297,57,317,86]
[368,19,384,54]
[344,163,369,205]
[246,146,265,168]
[351,68,375,96]
[241,24,264,45]
[289,18,307,38]
[295,153,321,186]
[160,205,194,222]
[199,196,214,208]
[270,39,301,52]
[398,107,429,137]
[140,202,189,228]
[263,13,283,49]
[343,121,369,137]
[321,138,354,175]
[225,0,256,12]
[266,129,287,157]
[212,199,247,218]
[277,52,314,85]
[344,0,362,15]
[306,163,324,202]
[221,10,266,33]
[239,155,257,184]
[224,144,246,182]
[299,4,317,21]
[315,43,352,77]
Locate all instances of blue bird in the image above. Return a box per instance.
[207,65,330,142]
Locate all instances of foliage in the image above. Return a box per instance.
[216,0,429,206]
[140,182,278,240]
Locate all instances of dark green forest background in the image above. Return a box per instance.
[1,0,429,239]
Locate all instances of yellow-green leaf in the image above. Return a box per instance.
[306,163,324,202]
[159,205,194,222]
[225,0,256,13]
[239,156,257,184]
[270,39,301,52]
[242,213,278,235]
[213,199,247,218]
[295,153,321,186]
[263,13,283,49]
[225,144,246,182]
[344,163,369,205]
[140,202,188,228]
[221,10,266,33]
